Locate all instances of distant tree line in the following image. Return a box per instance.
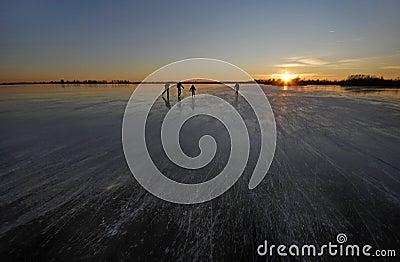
[1,75,399,87]
[55,79,134,84]
[0,79,141,85]
[256,74,400,87]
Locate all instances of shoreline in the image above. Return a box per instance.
[1,82,399,88]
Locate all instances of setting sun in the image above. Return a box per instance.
[282,73,296,82]
[272,72,298,83]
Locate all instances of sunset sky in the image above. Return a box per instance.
[1,0,400,82]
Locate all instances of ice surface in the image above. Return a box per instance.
[0,84,399,260]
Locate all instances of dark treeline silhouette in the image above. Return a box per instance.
[56,79,134,84]
[0,79,141,85]
[256,74,400,87]
[1,75,399,87]
[0,80,253,86]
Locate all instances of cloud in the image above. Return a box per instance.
[254,72,322,79]
[287,56,304,60]
[276,63,305,68]
[337,58,364,64]
[381,65,400,70]
[275,56,329,68]
[269,53,400,79]
[296,58,329,66]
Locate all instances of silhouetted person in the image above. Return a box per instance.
[177,82,184,97]
[234,82,239,95]
[161,82,170,98]
[189,84,196,97]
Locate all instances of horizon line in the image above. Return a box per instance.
[1,75,400,85]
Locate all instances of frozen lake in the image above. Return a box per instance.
[0,84,399,260]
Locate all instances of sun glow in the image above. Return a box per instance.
[272,72,298,83]
[280,73,297,82]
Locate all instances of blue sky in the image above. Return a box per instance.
[1,0,399,81]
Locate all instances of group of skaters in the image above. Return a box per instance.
[161,81,240,99]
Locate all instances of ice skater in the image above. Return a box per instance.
[177,82,185,98]
[234,82,239,95]
[189,84,196,97]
